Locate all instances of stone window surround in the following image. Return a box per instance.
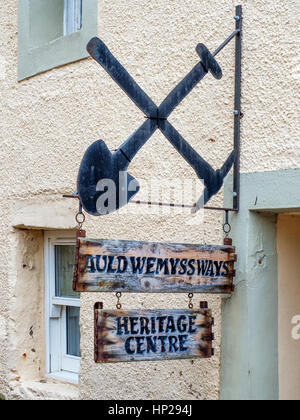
[7,198,79,399]
[221,168,300,400]
[18,0,98,81]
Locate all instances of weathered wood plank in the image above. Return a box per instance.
[94,306,214,363]
[74,238,236,293]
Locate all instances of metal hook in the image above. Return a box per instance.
[223,210,232,236]
[76,201,86,230]
[116,292,122,310]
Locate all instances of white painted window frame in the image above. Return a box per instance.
[44,231,80,385]
[64,0,83,36]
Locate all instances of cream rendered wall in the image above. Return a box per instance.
[0,0,299,400]
[277,214,300,401]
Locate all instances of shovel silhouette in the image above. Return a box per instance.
[78,118,156,215]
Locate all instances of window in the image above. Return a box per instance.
[64,0,82,35]
[18,0,98,80]
[44,231,80,384]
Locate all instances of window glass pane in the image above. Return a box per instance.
[67,306,81,357]
[64,0,83,35]
[55,245,79,298]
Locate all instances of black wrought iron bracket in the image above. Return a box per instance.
[232,5,242,212]
[65,6,242,218]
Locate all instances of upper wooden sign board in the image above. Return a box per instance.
[73,238,236,294]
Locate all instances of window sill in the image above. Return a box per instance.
[47,371,79,385]
[16,378,79,400]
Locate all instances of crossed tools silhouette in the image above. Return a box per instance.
[78,37,236,216]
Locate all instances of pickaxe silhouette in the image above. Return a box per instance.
[78,38,235,216]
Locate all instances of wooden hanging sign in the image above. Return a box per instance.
[94,304,214,363]
[73,238,236,294]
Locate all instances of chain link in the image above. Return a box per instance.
[223,210,231,237]
[223,222,231,237]
[76,212,86,230]
[76,202,86,231]
[116,292,122,310]
[188,293,194,309]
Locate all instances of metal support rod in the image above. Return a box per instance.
[213,29,240,57]
[204,206,236,212]
[62,194,237,212]
[63,193,79,199]
[225,210,229,225]
[130,200,236,212]
[131,200,194,209]
[233,5,242,211]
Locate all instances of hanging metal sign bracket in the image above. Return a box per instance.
[232,5,242,212]
[64,6,242,219]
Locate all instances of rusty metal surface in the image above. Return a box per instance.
[73,238,236,294]
[94,305,214,363]
[72,229,87,291]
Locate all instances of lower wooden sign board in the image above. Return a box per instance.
[74,238,236,294]
[94,304,214,363]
